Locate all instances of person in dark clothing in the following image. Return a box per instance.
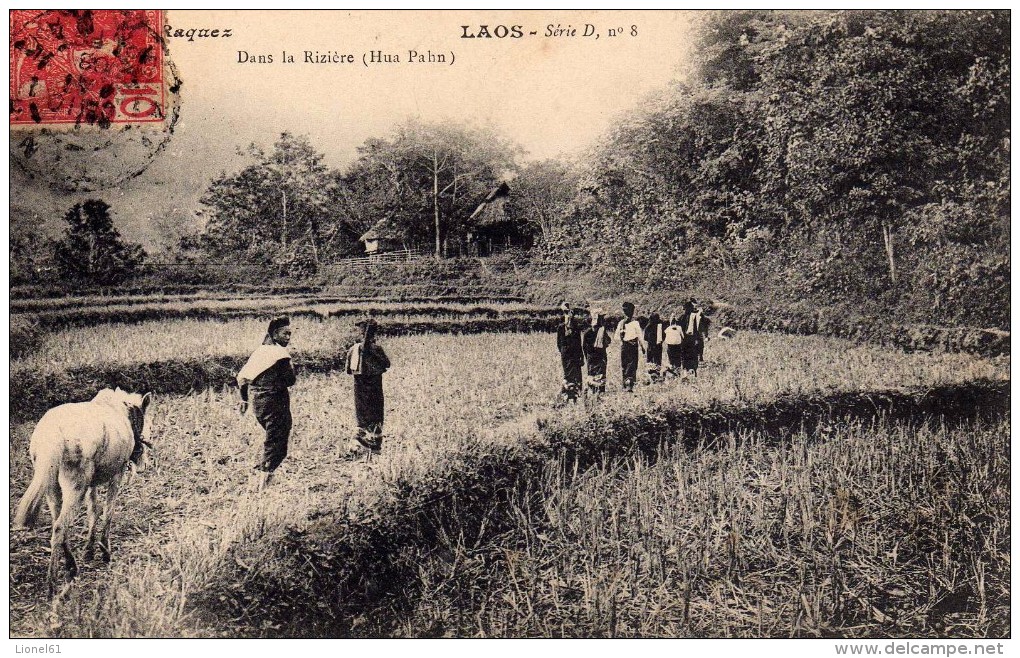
[695,301,711,363]
[556,302,584,403]
[679,300,701,376]
[615,302,645,392]
[643,311,665,383]
[581,307,612,395]
[346,320,390,454]
[237,316,297,489]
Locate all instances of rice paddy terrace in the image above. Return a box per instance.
[8,290,1010,638]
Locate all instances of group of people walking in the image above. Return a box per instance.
[235,316,389,489]
[557,299,710,402]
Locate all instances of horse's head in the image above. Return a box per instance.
[123,390,152,434]
[96,388,154,468]
[124,392,154,466]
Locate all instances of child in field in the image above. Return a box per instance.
[663,313,685,377]
[643,311,665,383]
[679,300,701,377]
[694,301,711,364]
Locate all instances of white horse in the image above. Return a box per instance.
[14,388,152,596]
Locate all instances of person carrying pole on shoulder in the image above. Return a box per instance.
[582,306,612,395]
[345,319,390,456]
[556,301,584,403]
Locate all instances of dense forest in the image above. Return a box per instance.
[542,10,1009,328]
[12,11,1009,329]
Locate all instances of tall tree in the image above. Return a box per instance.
[508,160,579,246]
[52,199,145,285]
[550,10,1008,324]
[344,120,521,257]
[200,133,347,267]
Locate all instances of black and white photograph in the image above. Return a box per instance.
[6,8,1011,648]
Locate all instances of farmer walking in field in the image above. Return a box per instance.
[616,302,645,392]
[679,300,702,377]
[556,302,584,403]
[581,306,612,395]
[237,316,296,490]
[346,319,390,455]
[694,300,711,364]
[643,311,665,383]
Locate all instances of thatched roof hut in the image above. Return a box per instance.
[468,182,533,255]
[359,215,404,254]
[469,182,511,226]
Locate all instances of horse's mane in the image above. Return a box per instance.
[91,388,122,406]
[93,388,146,409]
[92,388,149,444]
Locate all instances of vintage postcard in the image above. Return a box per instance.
[8,8,1010,649]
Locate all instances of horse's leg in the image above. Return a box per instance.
[44,487,61,599]
[50,472,85,595]
[83,486,100,560]
[97,472,123,563]
[45,487,61,526]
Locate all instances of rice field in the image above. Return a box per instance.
[8,317,1010,638]
[9,288,525,311]
[11,313,556,374]
[10,332,559,636]
[13,295,554,331]
[10,290,307,312]
[14,317,358,373]
[12,315,1006,385]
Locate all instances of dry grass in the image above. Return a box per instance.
[394,416,1010,638]
[8,330,1008,637]
[12,313,546,374]
[13,318,1006,384]
[10,332,554,636]
[11,291,297,312]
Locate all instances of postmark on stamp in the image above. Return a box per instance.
[9,10,182,191]
[10,9,166,126]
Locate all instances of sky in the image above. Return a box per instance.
[11,10,695,249]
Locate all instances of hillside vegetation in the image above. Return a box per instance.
[534,11,1008,330]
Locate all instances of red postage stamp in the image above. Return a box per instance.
[10,10,166,126]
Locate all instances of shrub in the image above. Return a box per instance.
[10,315,43,360]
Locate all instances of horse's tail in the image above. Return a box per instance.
[14,429,61,529]
[14,470,50,528]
